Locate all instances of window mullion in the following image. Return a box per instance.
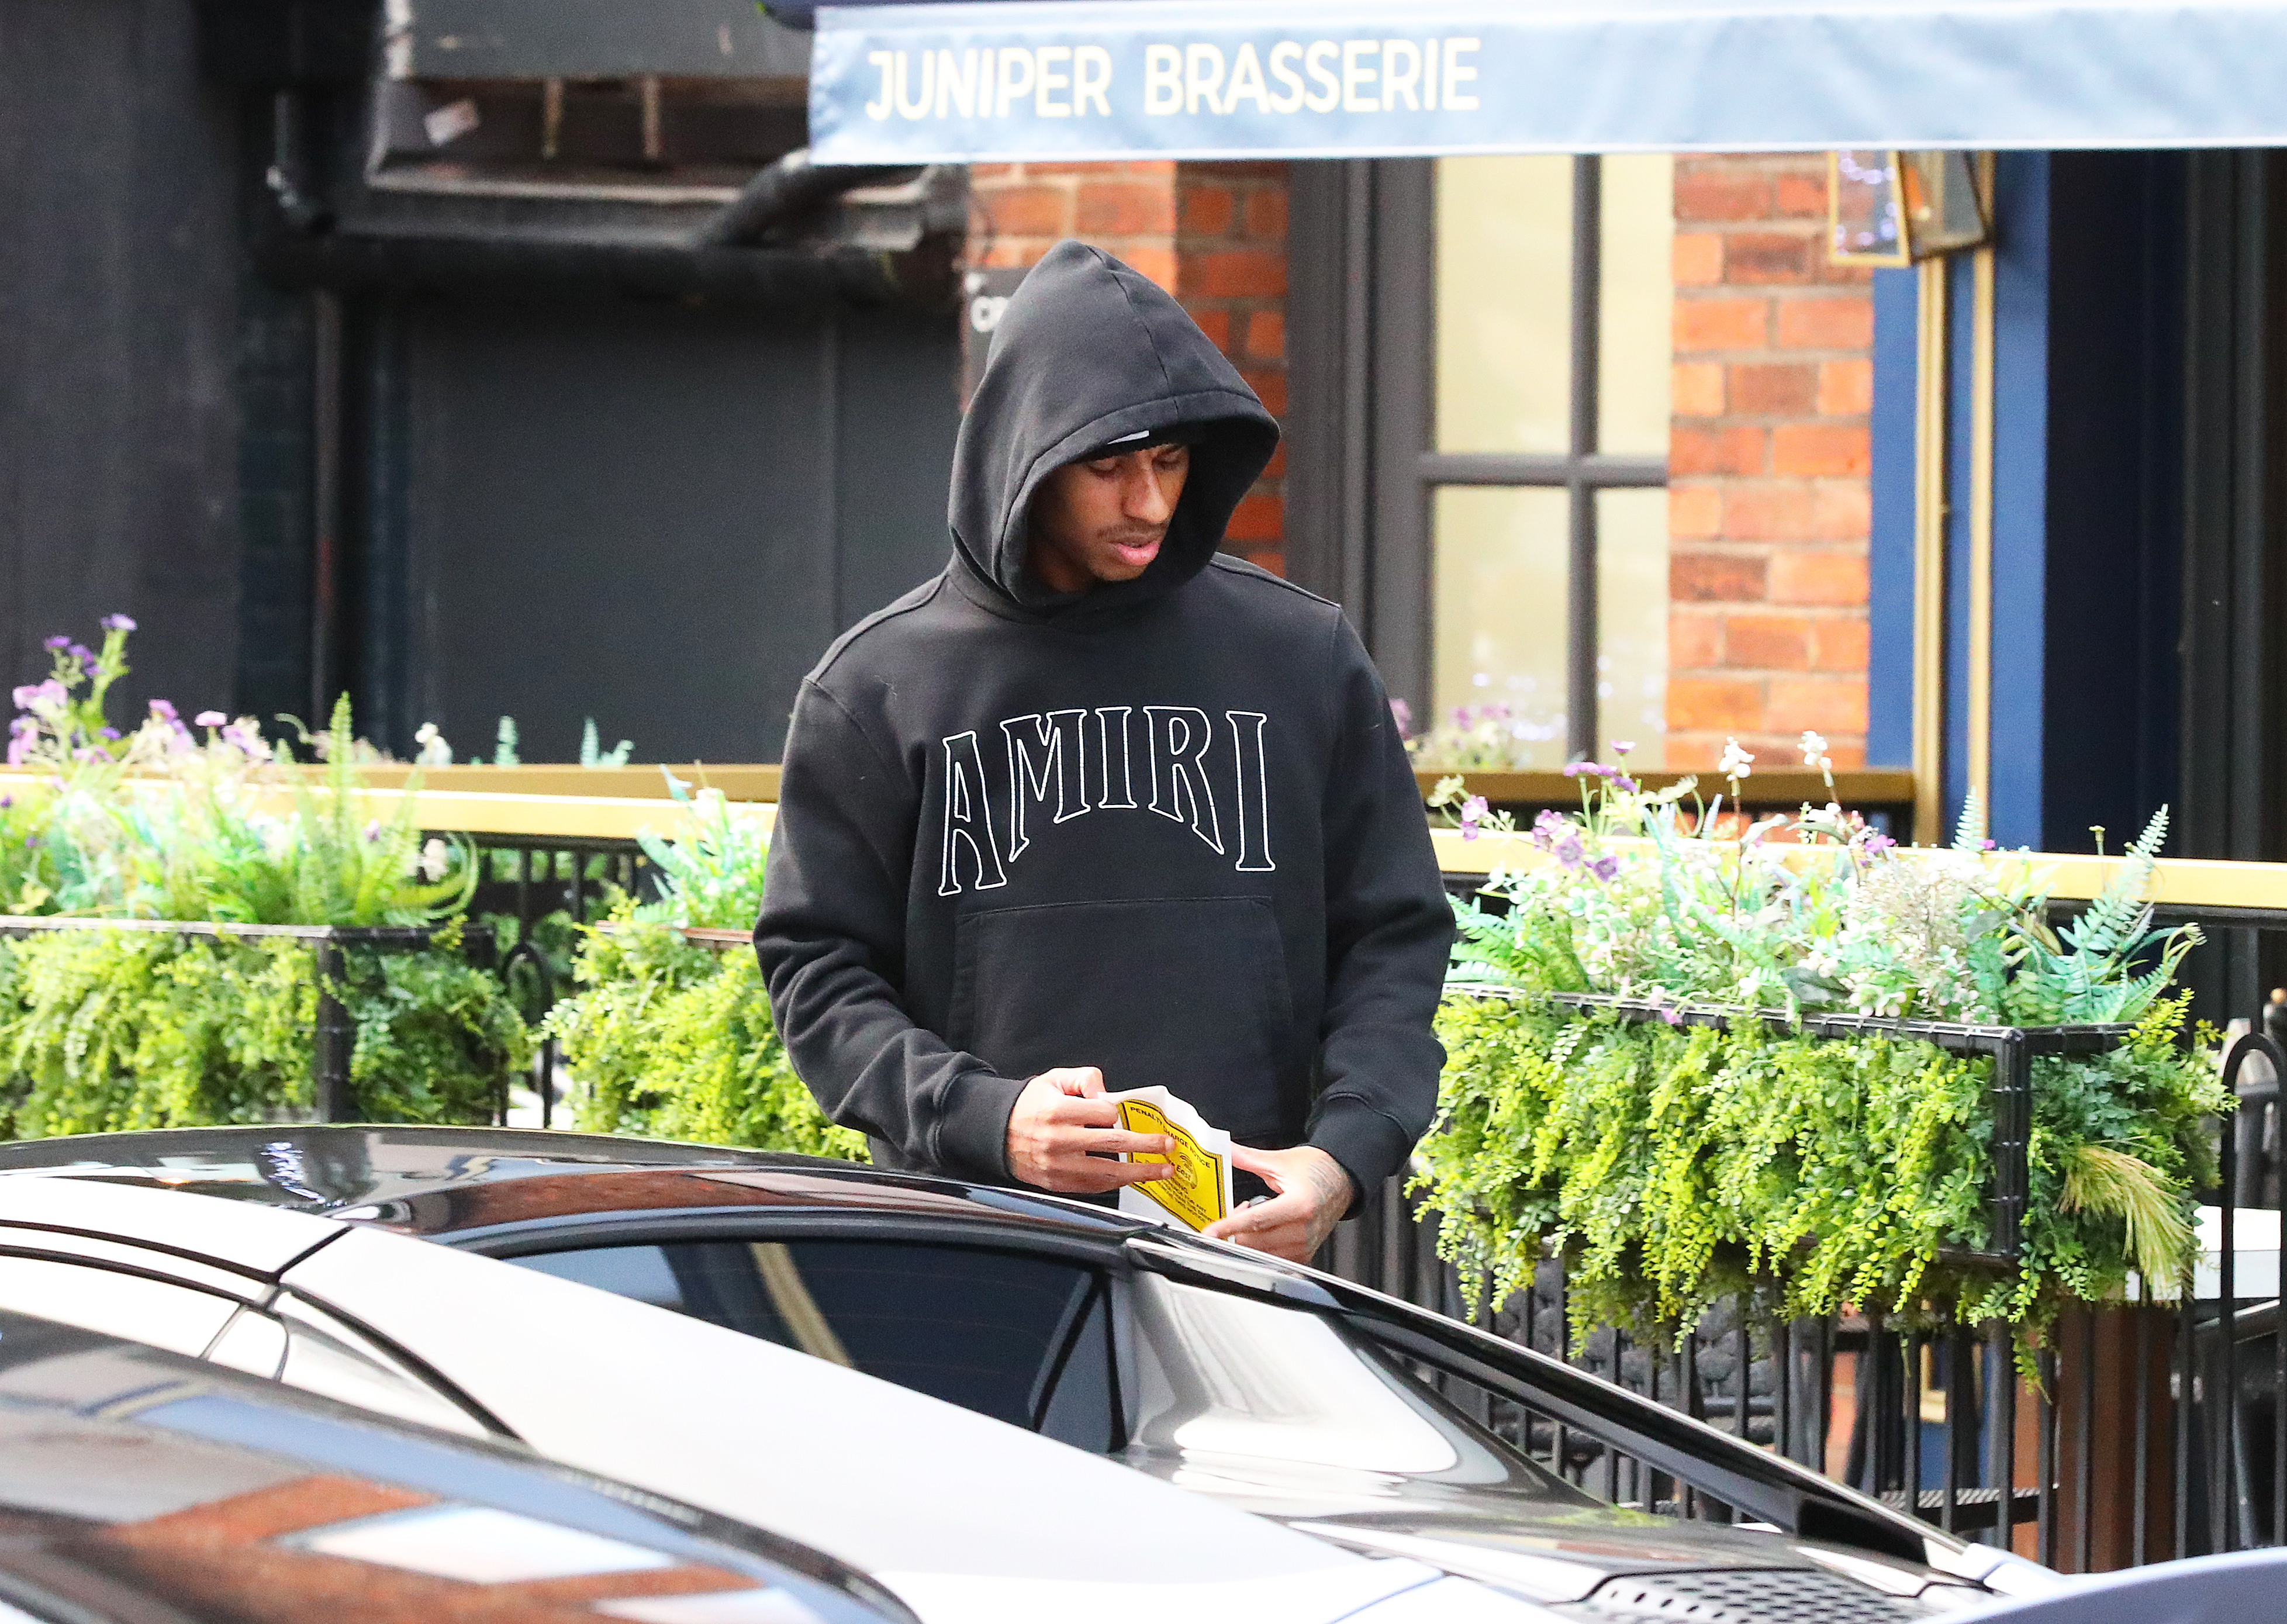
[1567,154,1602,763]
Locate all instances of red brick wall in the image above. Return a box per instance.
[1667,154,1873,770]
[966,161,1288,576]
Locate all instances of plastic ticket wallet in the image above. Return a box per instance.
[1111,1086,1233,1232]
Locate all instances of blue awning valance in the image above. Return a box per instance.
[807,0,2287,164]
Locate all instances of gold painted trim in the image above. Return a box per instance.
[0,774,777,843]
[1967,225,1997,824]
[1428,828,2287,910]
[1912,256,1951,846]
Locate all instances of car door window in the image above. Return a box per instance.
[509,1240,1117,1447]
[0,1256,237,1357]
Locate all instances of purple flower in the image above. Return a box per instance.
[1450,706,1473,729]
[1611,740,1636,758]
[1981,838,1998,852]
[1389,697,1413,737]
[1552,827,1584,870]
[1660,1004,1684,1027]
[1458,794,1489,842]
[41,635,68,651]
[194,710,225,728]
[66,644,92,666]
[95,727,119,741]
[1562,762,1587,778]
[1863,832,1896,857]
[100,614,135,633]
[148,698,178,723]
[1530,807,1567,850]
[1612,775,1639,793]
[12,680,65,715]
[362,819,382,844]
[1588,853,1620,882]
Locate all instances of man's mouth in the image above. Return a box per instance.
[1108,534,1162,569]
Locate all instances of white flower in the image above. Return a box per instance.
[413,722,453,768]
[419,837,449,883]
[1799,730,1828,767]
[1719,739,1755,780]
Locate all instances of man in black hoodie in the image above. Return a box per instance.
[755,240,1452,1262]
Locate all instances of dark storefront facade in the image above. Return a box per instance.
[1,0,964,762]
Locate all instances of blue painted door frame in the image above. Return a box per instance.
[1868,153,2184,854]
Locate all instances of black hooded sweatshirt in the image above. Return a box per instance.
[754,240,1452,1198]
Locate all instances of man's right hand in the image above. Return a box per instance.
[1005,1067,1174,1194]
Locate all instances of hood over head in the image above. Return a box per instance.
[949,240,1280,620]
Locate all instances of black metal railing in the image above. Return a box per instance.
[470,837,653,935]
[463,836,665,1130]
[1324,984,2284,1571]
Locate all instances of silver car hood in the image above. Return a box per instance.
[1125,1453,1989,1612]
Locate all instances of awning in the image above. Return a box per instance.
[807,0,2287,164]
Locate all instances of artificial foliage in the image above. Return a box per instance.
[0,928,526,1135]
[548,916,862,1157]
[0,621,530,1134]
[1418,740,2231,1352]
[545,782,862,1159]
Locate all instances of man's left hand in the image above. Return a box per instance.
[1202,1145,1355,1264]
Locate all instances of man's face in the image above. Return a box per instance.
[1026,444,1191,594]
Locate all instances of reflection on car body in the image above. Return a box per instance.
[0,1307,906,1624]
[0,1126,2068,1622]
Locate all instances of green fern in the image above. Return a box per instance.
[1952,787,1988,854]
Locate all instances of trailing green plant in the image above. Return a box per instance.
[1418,734,2231,1359]
[547,911,861,1158]
[0,925,527,1136]
[544,785,859,1158]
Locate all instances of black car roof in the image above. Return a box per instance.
[0,1124,1150,1241]
[0,1306,906,1624]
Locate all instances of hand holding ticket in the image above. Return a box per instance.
[1109,1086,1234,1231]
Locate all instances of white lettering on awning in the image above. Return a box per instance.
[865,37,1483,123]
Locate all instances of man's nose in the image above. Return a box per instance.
[1122,459,1175,522]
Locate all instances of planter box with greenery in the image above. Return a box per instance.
[1,622,530,1134]
[1418,740,2230,1356]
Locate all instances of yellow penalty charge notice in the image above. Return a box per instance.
[1111,1087,1234,1232]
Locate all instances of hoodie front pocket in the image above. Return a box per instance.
[948,897,1293,1138]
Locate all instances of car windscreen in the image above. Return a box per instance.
[505,1239,1114,1447]
[1124,1272,1590,1502]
